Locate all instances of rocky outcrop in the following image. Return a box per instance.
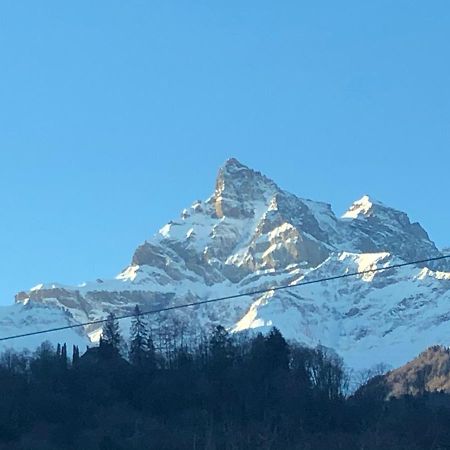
[211,158,278,219]
[342,196,443,266]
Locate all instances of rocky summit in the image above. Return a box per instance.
[3,158,450,370]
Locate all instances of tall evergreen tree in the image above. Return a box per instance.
[100,312,123,358]
[61,343,68,370]
[72,345,80,366]
[146,330,157,371]
[129,305,149,368]
[265,327,290,372]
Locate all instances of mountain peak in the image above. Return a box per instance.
[222,157,247,171]
[212,158,279,218]
[340,194,440,265]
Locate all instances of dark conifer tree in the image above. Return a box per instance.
[30,341,56,386]
[249,332,268,371]
[265,327,290,372]
[61,343,68,370]
[129,305,149,368]
[72,345,80,366]
[146,331,157,371]
[100,312,123,358]
[209,325,235,371]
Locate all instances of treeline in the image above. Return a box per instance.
[0,308,450,449]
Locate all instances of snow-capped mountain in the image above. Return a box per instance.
[3,158,450,370]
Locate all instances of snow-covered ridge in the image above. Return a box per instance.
[3,158,450,370]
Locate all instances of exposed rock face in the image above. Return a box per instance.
[342,196,442,267]
[212,158,278,219]
[4,158,450,370]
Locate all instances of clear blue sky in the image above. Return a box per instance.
[0,1,449,305]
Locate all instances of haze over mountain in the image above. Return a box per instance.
[2,158,450,370]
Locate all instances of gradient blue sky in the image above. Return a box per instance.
[0,1,449,304]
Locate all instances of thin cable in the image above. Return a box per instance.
[1,254,449,342]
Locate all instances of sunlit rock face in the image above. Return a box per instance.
[212,158,278,219]
[342,195,442,267]
[6,158,450,370]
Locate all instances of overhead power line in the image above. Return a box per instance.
[0,254,449,343]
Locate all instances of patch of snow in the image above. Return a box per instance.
[342,195,375,219]
[116,265,140,282]
[159,223,172,238]
[30,284,44,292]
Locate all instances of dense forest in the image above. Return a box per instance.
[1,308,450,449]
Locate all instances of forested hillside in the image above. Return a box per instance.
[0,310,450,450]
[1,312,450,449]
